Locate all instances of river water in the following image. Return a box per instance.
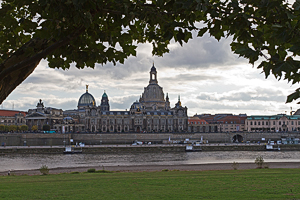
[1,151,300,172]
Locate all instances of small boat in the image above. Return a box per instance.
[63,146,82,154]
[265,145,280,151]
[185,145,202,152]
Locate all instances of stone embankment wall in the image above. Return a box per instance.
[1,144,300,154]
[1,132,300,146]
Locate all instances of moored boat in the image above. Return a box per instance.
[63,146,82,154]
[185,145,202,152]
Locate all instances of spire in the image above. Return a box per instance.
[178,95,181,107]
[166,93,169,101]
[102,90,108,98]
[86,85,89,93]
[149,64,158,84]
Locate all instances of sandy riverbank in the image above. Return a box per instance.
[1,162,299,176]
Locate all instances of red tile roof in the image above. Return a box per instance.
[0,110,27,117]
[217,116,247,124]
[188,118,208,124]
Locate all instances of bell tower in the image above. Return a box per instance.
[149,63,158,84]
[100,91,110,111]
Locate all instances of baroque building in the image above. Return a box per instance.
[23,65,188,133]
[81,64,188,133]
[245,114,300,132]
[0,110,27,126]
[26,99,63,130]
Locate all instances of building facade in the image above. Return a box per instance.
[190,114,247,133]
[81,65,188,133]
[245,114,300,132]
[0,110,27,126]
[26,99,64,130]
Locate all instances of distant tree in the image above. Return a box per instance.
[31,125,38,132]
[8,125,17,132]
[43,124,51,132]
[0,124,5,132]
[1,0,300,103]
[20,125,28,132]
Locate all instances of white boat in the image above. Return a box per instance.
[185,145,202,152]
[63,146,82,154]
[266,145,280,151]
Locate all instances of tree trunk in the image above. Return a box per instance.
[0,60,41,105]
[0,38,49,105]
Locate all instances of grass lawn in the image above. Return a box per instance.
[0,168,299,200]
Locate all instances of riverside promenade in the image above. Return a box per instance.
[1,143,300,154]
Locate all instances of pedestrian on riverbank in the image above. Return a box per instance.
[8,170,10,176]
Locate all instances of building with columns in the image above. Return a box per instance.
[26,99,63,130]
[24,65,188,133]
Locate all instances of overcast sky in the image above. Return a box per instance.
[1,33,300,116]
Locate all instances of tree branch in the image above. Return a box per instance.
[0,28,85,81]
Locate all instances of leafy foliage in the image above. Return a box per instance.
[0,124,5,132]
[255,156,265,169]
[39,165,49,175]
[2,0,300,103]
[42,124,51,131]
[8,125,17,132]
[20,125,28,131]
[232,161,239,170]
[31,125,38,131]
[87,168,96,173]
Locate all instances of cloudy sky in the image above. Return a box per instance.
[1,33,300,116]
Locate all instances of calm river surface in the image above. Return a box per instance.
[1,151,300,172]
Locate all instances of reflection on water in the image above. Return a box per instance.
[0,151,300,172]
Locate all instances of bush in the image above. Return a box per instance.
[232,161,239,170]
[39,165,49,175]
[20,125,28,131]
[0,124,5,132]
[96,170,113,173]
[255,156,265,169]
[43,124,51,131]
[31,125,38,132]
[87,168,96,173]
[8,125,17,132]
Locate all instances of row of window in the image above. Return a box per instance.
[248,121,300,126]
[188,121,207,124]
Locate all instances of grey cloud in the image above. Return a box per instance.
[158,35,247,70]
[110,95,140,110]
[197,88,286,102]
[187,100,268,112]
[162,74,221,83]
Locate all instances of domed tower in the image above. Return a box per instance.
[78,85,96,109]
[100,91,110,111]
[140,64,166,110]
[130,100,143,114]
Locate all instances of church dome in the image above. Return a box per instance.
[78,91,96,108]
[131,101,142,109]
[102,92,108,98]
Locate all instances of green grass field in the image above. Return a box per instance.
[0,169,299,200]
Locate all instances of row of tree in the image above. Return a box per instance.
[0,124,29,132]
[0,124,52,133]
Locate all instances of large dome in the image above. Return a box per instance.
[78,92,96,108]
